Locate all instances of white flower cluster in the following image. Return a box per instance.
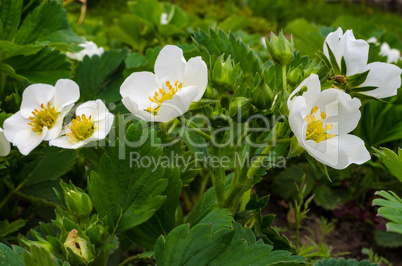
[288,28,401,169]
[2,80,114,155]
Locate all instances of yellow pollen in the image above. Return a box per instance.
[66,114,95,142]
[28,102,59,132]
[146,80,183,115]
[305,106,336,143]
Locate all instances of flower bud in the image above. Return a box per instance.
[287,67,302,87]
[266,31,294,66]
[251,75,273,110]
[229,97,251,121]
[212,55,241,93]
[64,229,94,264]
[60,182,93,217]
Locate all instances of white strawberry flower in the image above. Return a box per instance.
[380,43,401,64]
[120,45,208,122]
[3,79,80,155]
[49,100,114,149]
[324,28,402,98]
[0,128,10,156]
[288,74,370,170]
[66,41,105,61]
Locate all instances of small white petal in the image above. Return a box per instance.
[44,103,74,141]
[288,74,321,112]
[323,27,344,67]
[156,86,199,122]
[288,96,309,146]
[359,62,402,98]
[122,97,155,122]
[154,45,186,84]
[76,99,110,122]
[367,37,378,44]
[338,134,371,166]
[3,112,30,143]
[14,127,47,156]
[304,137,348,169]
[52,79,80,111]
[182,57,208,102]
[315,89,361,135]
[160,12,169,25]
[93,113,114,140]
[120,72,162,107]
[66,41,104,61]
[0,128,10,156]
[343,30,369,76]
[20,84,55,118]
[50,135,85,149]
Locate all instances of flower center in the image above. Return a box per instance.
[304,106,336,143]
[147,80,182,115]
[66,114,95,142]
[28,102,59,132]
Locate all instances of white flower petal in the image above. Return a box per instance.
[52,79,80,111]
[66,41,104,61]
[14,127,47,156]
[338,134,370,167]
[359,62,402,98]
[120,72,162,106]
[315,88,361,135]
[156,86,199,122]
[288,96,309,146]
[122,97,154,122]
[44,103,74,141]
[288,74,321,112]
[20,84,55,118]
[154,45,186,84]
[182,57,208,102]
[76,99,109,122]
[93,113,114,140]
[304,137,348,170]
[323,27,344,67]
[3,112,30,143]
[50,135,85,149]
[343,30,369,76]
[0,128,10,156]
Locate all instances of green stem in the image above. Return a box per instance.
[239,189,251,212]
[247,144,274,179]
[294,201,301,252]
[264,138,292,144]
[15,192,58,208]
[282,65,289,93]
[168,118,180,134]
[0,178,28,210]
[119,255,154,266]
[186,120,211,141]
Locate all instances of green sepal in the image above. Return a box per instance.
[325,43,340,75]
[347,69,370,89]
[287,135,305,159]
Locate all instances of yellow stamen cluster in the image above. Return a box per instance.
[28,102,59,132]
[147,80,182,115]
[66,114,95,142]
[305,106,336,143]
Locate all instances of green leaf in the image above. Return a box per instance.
[0,63,27,81]
[0,41,42,59]
[373,147,402,182]
[180,120,210,165]
[128,0,163,28]
[373,190,402,234]
[315,258,377,266]
[90,122,168,233]
[193,28,263,75]
[347,70,370,89]
[4,47,71,84]
[0,0,23,41]
[374,230,402,248]
[218,15,251,33]
[0,219,26,237]
[0,243,24,266]
[74,49,128,100]
[287,135,305,159]
[124,167,182,249]
[125,52,148,69]
[23,245,60,266]
[284,18,324,58]
[14,1,81,46]
[21,147,76,186]
[155,222,305,265]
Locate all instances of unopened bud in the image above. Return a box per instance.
[266,31,294,66]
[64,229,94,263]
[229,97,251,121]
[60,182,93,217]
